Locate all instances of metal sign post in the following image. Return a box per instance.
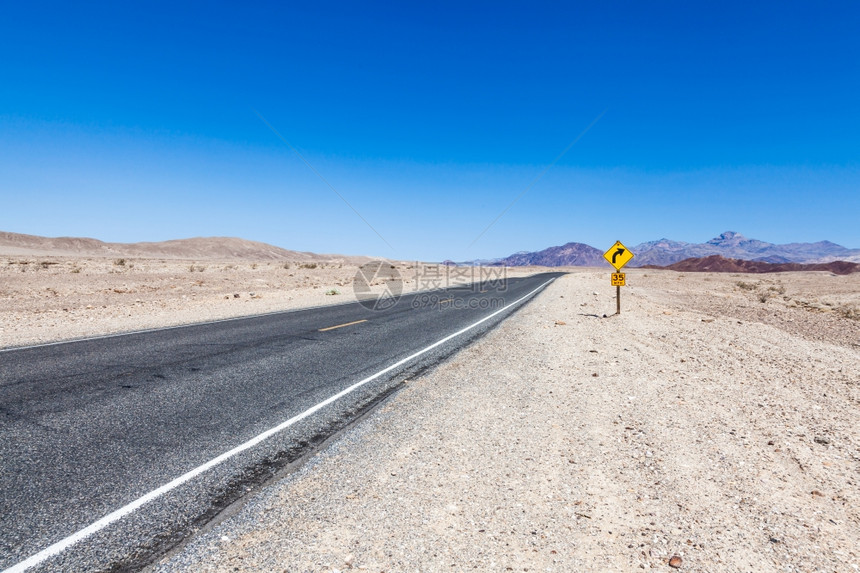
[611,272,626,313]
[604,242,634,315]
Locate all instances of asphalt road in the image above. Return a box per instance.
[0,272,561,572]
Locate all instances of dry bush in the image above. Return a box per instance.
[839,306,860,320]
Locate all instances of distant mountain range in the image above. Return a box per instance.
[6,230,858,268]
[467,231,860,267]
[631,231,860,266]
[0,231,371,262]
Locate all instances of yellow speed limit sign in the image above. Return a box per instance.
[611,273,626,286]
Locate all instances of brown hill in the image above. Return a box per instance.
[0,231,369,262]
[643,255,860,275]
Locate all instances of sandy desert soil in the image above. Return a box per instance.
[0,257,537,348]
[147,268,860,573]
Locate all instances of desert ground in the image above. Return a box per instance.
[4,261,859,571]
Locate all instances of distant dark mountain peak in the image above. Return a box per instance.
[708,230,746,244]
[705,231,770,250]
[490,241,603,267]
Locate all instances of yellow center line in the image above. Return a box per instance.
[318,319,368,332]
[438,298,453,304]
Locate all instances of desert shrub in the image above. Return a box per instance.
[300,263,318,269]
[114,258,126,266]
[736,281,756,291]
[325,289,340,296]
[839,306,860,320]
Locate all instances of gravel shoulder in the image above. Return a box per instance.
[151,269,860,572]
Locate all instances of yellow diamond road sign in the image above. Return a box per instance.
[603,241,634,271]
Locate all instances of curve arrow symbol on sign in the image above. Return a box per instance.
[612,248,625,264]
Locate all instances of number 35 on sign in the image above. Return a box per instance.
[611,273,626,286]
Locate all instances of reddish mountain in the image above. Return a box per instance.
[643,255,860,275]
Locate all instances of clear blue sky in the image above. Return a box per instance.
[1,1,858,261]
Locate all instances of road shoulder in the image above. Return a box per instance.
[153,270,860,572]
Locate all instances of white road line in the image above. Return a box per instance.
[1,276,556,573]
